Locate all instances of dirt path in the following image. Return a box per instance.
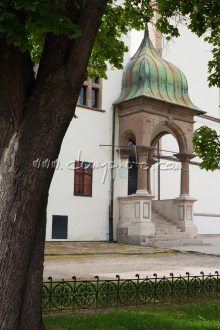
[43,241,220,281]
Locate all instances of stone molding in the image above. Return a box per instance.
[174,153,196,162]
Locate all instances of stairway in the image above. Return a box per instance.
[140,209,204,247]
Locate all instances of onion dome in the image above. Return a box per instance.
[114,30,201,112]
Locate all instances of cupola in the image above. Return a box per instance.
[114,29,201,112]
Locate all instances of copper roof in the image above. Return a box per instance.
[114,30,201,112]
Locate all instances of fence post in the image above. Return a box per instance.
[153,273,157,304]
[135,274,139,307]
[170,273,174,303]
[48,277,52,315]
[94,276,99,310]
[215,271,219,299]
[200,271,204,300]
[186,272,190,301]
[116,275,120,310]
[72,276,76,314]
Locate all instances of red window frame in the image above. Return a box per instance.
[74,161,93,197]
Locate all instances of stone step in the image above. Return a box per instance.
[141,236,206,247]
[153,222,179,228]
[152,216,167,221]
[155,230,182,235]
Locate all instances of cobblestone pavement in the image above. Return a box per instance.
[43,236,220,281]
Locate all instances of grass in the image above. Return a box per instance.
[43,300,220,329]
[44,251,183,261]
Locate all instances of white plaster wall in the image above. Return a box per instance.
[46,108,111,241]
[46,32,131,241]
[194,216,220,235]
[162,21,219,118]
[113,107,129,240]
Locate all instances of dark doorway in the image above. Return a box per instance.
[128,140,138,195]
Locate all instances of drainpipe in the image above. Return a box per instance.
[109,106,115,242]
[157,142,160,200]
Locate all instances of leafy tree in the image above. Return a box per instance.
[0,0,220,329]
[0,1,153,329]
[192,126,220,171]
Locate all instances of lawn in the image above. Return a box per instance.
[44,300,220,329]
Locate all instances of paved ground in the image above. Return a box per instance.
[43,235,220,281]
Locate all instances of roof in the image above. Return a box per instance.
[114,30,201,112]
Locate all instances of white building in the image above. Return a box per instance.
[46,18,220,244]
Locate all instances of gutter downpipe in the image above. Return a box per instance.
[109,105,115,242]
[157,142,160,200]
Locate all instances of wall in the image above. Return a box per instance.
[46,34,130,241]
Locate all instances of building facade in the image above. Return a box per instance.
[46,19,220,243]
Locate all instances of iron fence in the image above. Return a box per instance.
[42,271,220,313]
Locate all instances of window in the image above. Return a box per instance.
[52,215,68,239]
[91,88,98,108]
[79,86,87,105]
[92,77,99,84]
[77,77,102,109]
[74,161,93,196]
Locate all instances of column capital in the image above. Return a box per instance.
[174,153,195,162]
[136,146,154,155]
[118,148,134,159]
[148,158,157,167]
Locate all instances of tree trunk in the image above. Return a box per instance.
[0,1,108,328]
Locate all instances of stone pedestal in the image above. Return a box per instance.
[173,196,198,237]
[117,194,155,245]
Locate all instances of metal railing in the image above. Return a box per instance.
[42,271,220,314]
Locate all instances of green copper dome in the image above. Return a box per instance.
[114,30,201,112]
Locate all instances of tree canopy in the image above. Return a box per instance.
[1,0,220,83]
[192,126,220,171]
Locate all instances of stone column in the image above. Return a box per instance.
[86,83,92,107]
[147,159,157,195]
[137,154,148,192]
[136,147,149,194]
[174,153,195,197]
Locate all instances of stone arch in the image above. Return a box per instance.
[121,129,136,146]
[150,121,188,154]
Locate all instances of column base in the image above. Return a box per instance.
[173,196,198,237]
[117,194,155,245]
[135,189,149,196]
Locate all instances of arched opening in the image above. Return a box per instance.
[128,139,138,195]
[152,134,180,199]
[150,123,186,200]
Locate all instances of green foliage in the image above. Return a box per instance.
[0,0,81,61]
[43,300,220,329]
[88,0,154,78]
[0,0,154,77]
[156,0,220,87]
[1,0,220,85]
[192,126,220,171]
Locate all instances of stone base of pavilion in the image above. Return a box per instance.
[117,193,204,247]
[117,194,155,245]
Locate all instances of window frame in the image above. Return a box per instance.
[74,161,93,197]
[79,86,87,106]
[77,77,102,109]
[91,88,98,108]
